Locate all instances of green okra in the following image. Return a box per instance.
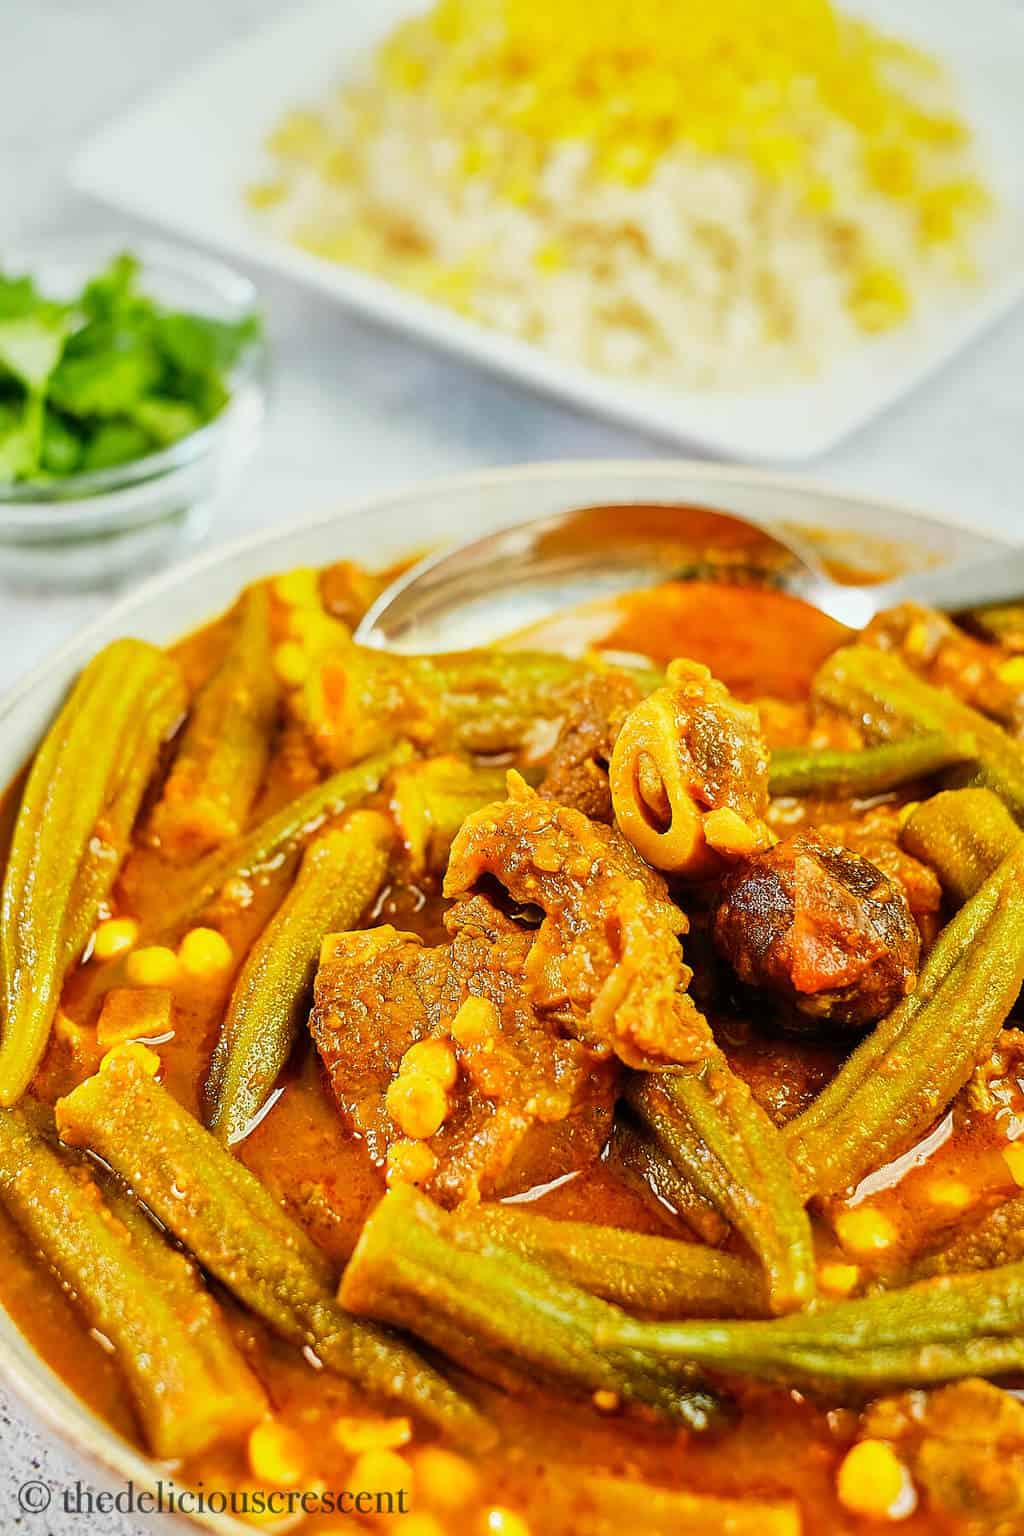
[595,1260,1024,1394]
[813,644,1024,818]
[339,1184,719,1430]
[149,584,278,861]
[626,1063,816,1315]
[423,650,591,756]
[0,639,185,1105]
[463,1204,767,1318]
[55,1046,490,1448]
[902,788,1020,905]
[914,1194,1024,1279]
[304,644,586,767]
[609,1112,730,1247]
[768,732,974,799]
[0,1104,265,1457]
[786,842,1024,1199]
[207,811,393,1145]
[389,755,509,874]
[155,743,411,938]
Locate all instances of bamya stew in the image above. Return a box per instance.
[2,539,1024,1535]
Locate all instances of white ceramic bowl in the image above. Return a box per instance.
[0,460,1005,1527]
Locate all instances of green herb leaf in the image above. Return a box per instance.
[40,409,84,477]
[79,253,141,324]
[0,313,71,394]
[0,251,260,483]
[0,398,41,482]
[155,311,260,378]
[49,335,162,419]
[81,419,155,472]
[132,396,203,447]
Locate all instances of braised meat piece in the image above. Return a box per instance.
[445,772,712,1068]
[610,659,773,879]
[712,831,920,1028]
[310,908,617,1205]
[814,804,943,941]
[538,670,643,822]
[311,775,712,1202]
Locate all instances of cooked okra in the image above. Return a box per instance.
[148,584,278,860]
[597,1260,1024,1393]
[902,787,1020,904]
[627,1063,815,1314]
[339,1184,720,1428]
[814,644,1024,818]
[55,1046,491,1448]
[768,732,974,798]
[0,1104,265,1456]
[0,640,185,1104]
[786,842,1024,1198]
[461,1203,767,1317]
[206,810,393,1143]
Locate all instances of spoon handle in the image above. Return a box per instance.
[866,544,1024,622]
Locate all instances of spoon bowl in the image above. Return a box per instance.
[357,497,1024,651]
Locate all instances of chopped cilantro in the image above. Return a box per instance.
[0,252,261,485]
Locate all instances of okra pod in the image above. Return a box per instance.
[389,756,509,874]
[914,1193,1024,1279]
[55,1046,489,1447]
[596,1260,1024,1393]
[902,788,1019,905]
[768,732,973,799]
[149,585,278,861]
[786,842,1024,1198]
[157,744,410,937]
[0,640,185,1105]
[463,1204,767,1317]
[207,811,393,1144]
[626,1064,816,1314]
[305,645,585,769]
[813,644,1024,818]
[425,651,591,756]
[339,1184,719,1429]
[0,1104,265,1457]
[609,1113,730,1247]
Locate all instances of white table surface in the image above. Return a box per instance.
[1,1,1023,1529]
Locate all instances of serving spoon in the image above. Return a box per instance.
[356,502,1024,652]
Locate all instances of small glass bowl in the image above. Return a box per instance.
[0,237,267,592]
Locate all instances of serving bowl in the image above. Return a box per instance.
[0,460,1004,1526]
[0,237,266,594]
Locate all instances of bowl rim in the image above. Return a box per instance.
[0,456,1012,720]
[0,235,266,526]
[0,455,1011,1528]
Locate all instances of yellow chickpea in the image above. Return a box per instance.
[413,1446,480,1511]
[124,946,180,988]
[92,917,139,961]
[836,1440,916,1520]
[385,1073,448,1140]
[247,1419,307,1488]
[178,927,233,980]
[400,1038,458,1088]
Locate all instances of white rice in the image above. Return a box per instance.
[253,53,992,392]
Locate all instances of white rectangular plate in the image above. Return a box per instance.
[73,0,1024,463]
